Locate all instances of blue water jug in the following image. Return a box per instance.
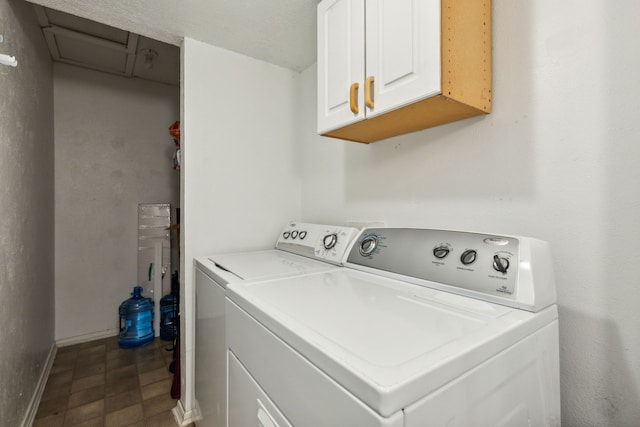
[118,286,154,349]
[159,293,177,341]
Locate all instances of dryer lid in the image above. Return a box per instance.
[207,250,336,281]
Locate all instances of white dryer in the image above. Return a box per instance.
[194,222,359,427]
[226,227,561,427]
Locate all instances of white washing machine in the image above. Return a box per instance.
[194,222,359,427]
[226,227,561,427]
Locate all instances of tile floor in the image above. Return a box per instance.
[34,336,192,427]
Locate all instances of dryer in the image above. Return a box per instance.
[226,227,560,426]
[194,222,359,427]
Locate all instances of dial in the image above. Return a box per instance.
[359,235,378,257]
[323,233,338,250]
[493,255,510,274]
[433,246,450,259]
[460,249,477,265]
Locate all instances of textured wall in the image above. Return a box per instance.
[299,0,640,426]
[0,0,55,425]
[54,63,179,343]
[181,38,302,420]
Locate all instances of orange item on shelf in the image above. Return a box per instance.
[169,121,180,140]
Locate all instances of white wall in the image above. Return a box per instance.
[181,38,301,419]
[54,63,179,343]
[299,0,640,426]
[0,0,55,424]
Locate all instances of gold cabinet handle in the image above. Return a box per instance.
[349,82,359,114]
[365,76,375,109]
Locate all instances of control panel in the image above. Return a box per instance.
[345,228,555,311]
[275,222,359,265]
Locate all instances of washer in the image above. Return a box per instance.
[194,222,359,427]
[226,227,561,427]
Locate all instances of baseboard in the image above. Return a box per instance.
[172,399,201,426]
[56,328,119,347]
[20,343,57,427]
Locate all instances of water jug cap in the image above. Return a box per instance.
[132,286,143,297]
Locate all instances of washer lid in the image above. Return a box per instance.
[199,250,337,286]
[226,269,558,417]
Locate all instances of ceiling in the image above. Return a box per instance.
[34,5,180,86]
[27,0,319,75]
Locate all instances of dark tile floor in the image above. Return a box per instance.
[34,336,191,427]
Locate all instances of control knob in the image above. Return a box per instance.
[493,255,510,274]
[460,249,477,265]
[433,246,450,259]
[359,235,378,257]
[323,233,338,250]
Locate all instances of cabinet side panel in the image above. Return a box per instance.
[441,0,492,112]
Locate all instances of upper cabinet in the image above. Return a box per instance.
[317,0,492,144]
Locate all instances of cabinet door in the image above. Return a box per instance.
[317,0,365,134]
[365,0,441,118]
